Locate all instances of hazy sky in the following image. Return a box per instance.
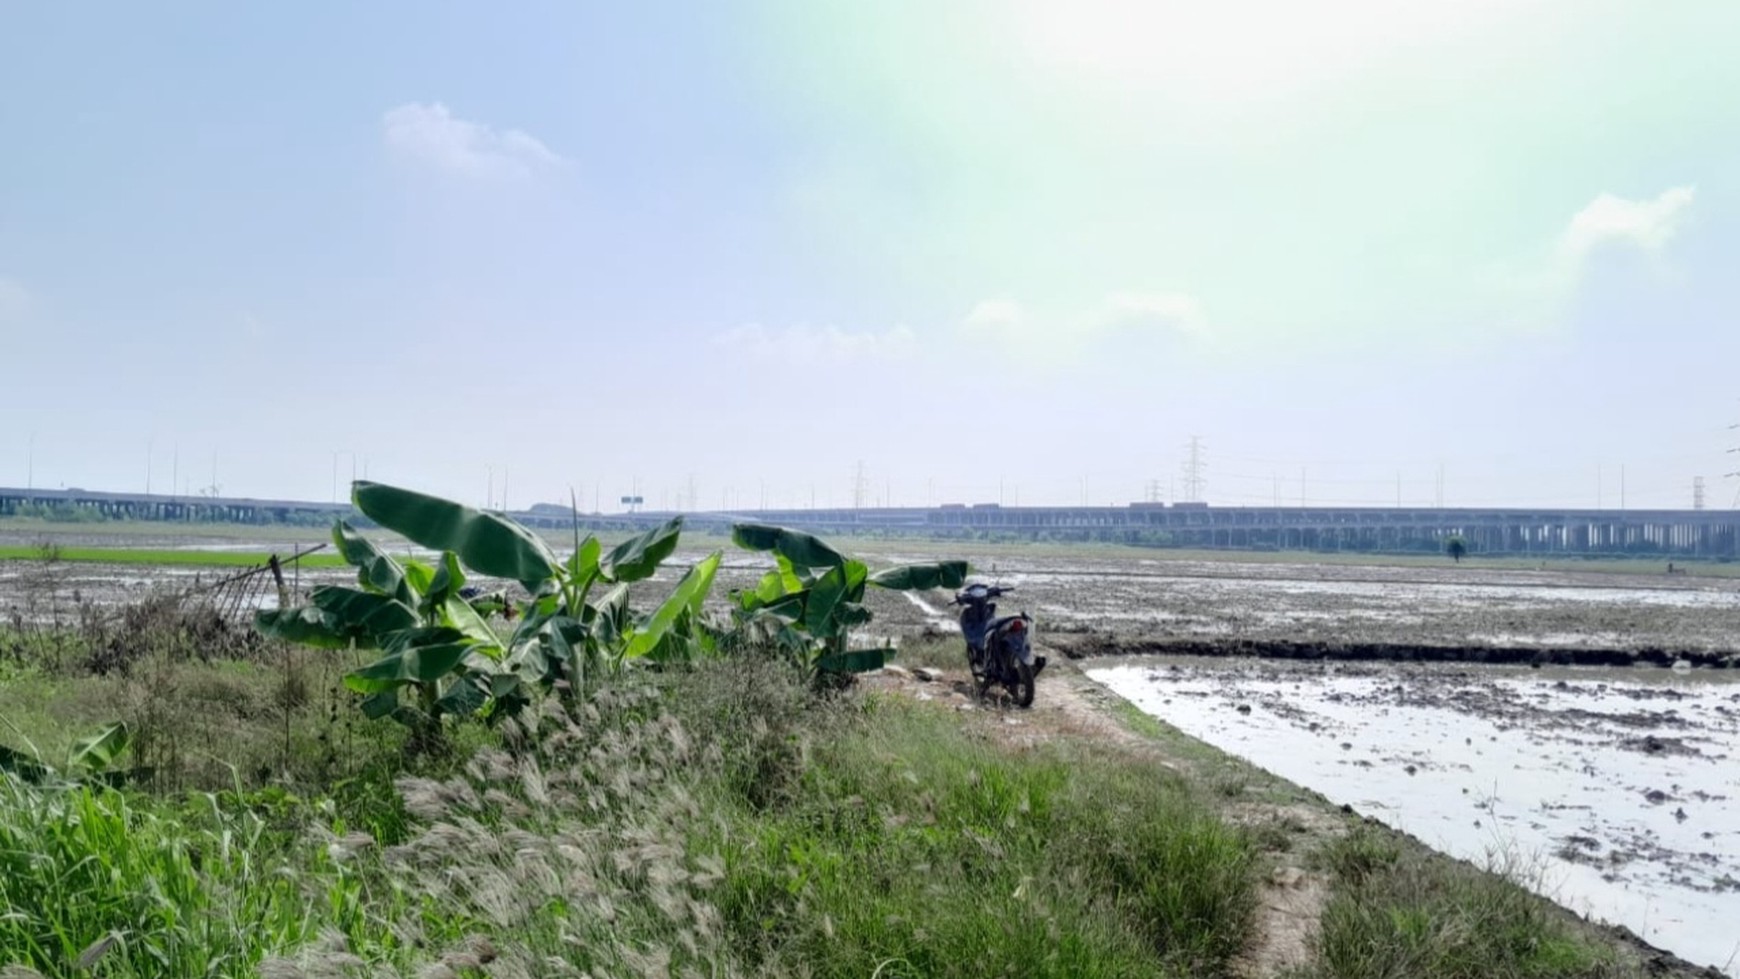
[3,1,1738,512]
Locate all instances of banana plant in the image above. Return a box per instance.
[0,722,142,787]
[728,524,968,676]
[257,482,721,733]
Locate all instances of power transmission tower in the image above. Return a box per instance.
[1729,414,1740,507]
[853,461,868,510]
[1180,436,1207,502]
[1693,476,1706,510]
[1145,479,1162,503]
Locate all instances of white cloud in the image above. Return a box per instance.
[1471,186,1698,338]
[715,323,919,365]
[962,300,1026,334]
[961,291,1209,354]
[1558,187,1695,265]
[382,102,564,179]
[1096,291,1209,335]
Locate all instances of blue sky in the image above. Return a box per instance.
[3,1,1738,511]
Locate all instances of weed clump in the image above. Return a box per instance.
[1301,825,1632,979]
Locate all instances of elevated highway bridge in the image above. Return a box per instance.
[4,486,1735,558]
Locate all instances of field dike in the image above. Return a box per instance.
[1050,632,1740,669]
[872,648,1729,979]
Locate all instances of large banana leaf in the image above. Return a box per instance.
[568,535,602,587]
[734,566,783,612]
[441,596,500,653]
[600,516,683,583]
[624,552,721,659]
[435,674,489,717]
[773,554,808,591]
[254,607,351,649]
[590,583,632,645]
[538,616,582,688]
[420,552,467,614]
[344,634,475,694]
[834,602,874,629]
[804,560,868,637]
[731,524,845,570]
[310,586,420,639]
[68,723,129,772]
[360,690,399,720]
[332,521,414,605]
[867,561,971,591]
[402,559,436,597]
[352,481,558,589]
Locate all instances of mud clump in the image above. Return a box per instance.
[1620,733,1702,757]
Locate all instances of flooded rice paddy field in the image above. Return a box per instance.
[853,549,1740,660]
[1092,659,1740,976]
[8,535,1740,656]
[10,527,1739,652]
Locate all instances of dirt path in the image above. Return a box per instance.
[866,650,1336,977]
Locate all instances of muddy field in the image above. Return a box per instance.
[7,535,1740,660]
[860,548,1740,665]
[1092,658,1740,976]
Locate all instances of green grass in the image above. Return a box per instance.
[0,780,332,975]
[0,656,1262,977]
[0,517,333,543]
[0,545,348,568]
[2,615,1692,979]
[698,689,1257,977]
[889,634,967,671]
[1297,826,1636,979]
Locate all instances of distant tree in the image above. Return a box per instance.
[1445,535,1468,563]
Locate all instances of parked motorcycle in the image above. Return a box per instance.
[953,583,1045,707]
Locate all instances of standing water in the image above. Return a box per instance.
[1091,659,1740,976]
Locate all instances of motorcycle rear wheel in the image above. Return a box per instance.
[1010,659,1035,708]
[976,656,1035,708]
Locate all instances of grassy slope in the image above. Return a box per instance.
[0,626,1718,978]
[1298,827,1640,979]
[0,657,1259,978]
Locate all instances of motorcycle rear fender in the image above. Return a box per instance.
[998,628,1035,667]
